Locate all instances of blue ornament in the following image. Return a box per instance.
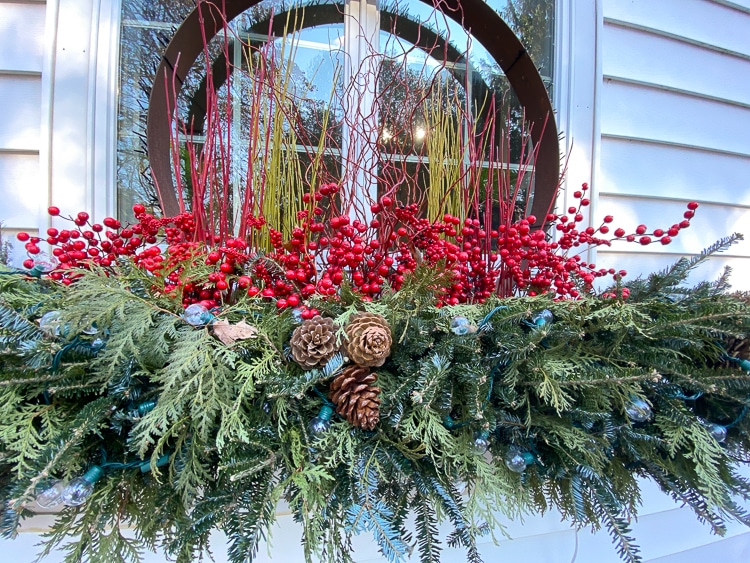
[183,304,214,326]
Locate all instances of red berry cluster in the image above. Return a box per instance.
[17,185,700,308]
[251,186,410,307]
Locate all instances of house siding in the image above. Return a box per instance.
[0,0,46,237]
[595,0,750,288]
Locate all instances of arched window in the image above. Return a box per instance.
[117,0,556,223]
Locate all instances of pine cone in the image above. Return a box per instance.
[343,312,392,367]
[329,365,381,430]
[290,315,338,369]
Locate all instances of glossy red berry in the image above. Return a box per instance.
[635,224,647,235]
[48,206,60,216]
[132,203,146,214]
[687,201,699,210]
[16,232,30,242]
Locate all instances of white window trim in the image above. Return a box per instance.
[41,0,121,234]
[553,0,602,264]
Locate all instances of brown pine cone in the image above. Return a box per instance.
[290,315,338,369]
[343,312,392,367]
[329,365,381,430]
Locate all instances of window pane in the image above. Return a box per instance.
[117,0,555,221]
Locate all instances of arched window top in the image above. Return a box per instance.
[118,0,558,222]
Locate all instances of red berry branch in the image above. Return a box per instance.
[16,185,700,310]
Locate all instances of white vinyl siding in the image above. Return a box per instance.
[595,0,750,290]
[0,1,46,236]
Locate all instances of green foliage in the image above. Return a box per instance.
[1,245,750,563]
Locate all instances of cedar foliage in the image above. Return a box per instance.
[1,240,750,563]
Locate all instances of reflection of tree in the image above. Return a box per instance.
[117,0,195,220]
[501,0,554,78]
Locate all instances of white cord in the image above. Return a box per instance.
[569,527,580,563]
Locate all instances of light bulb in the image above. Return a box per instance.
[61,466,103,506]
[625,397,652,423]
[504,448,534,473]
[706,423,727,443]
[183,304,213,326]
[308,405,334,437]
[28,254,59,277]
[473,430,491,454]
[531,309,553,328]
[35,479,66,508]
[39,311,63,337]
[450,317,471,335]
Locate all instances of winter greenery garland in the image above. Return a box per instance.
[1,236,750,563]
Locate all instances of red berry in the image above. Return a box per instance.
[247,286,260,297]
[653,229,664,237]
[287,295,300,307]
[660,236,672,245]
[639,236,652,245]
[687,201,699,210]
[133,203,146,214]
[635,224,647,235]
[237,276,251,288]
[16,232,30,242]
[276,299,288,309]
[603,215,613,223]
[381,196,393,207]
[48,206,60,216]
[614,228,626,237]
[77,212,89,222]
[216,280,228,291]
[683,210,695,219]
[22,259,34,269]
[599,225,609,234]
[679,220,691,229]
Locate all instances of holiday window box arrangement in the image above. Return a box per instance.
[2,2,750,562]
